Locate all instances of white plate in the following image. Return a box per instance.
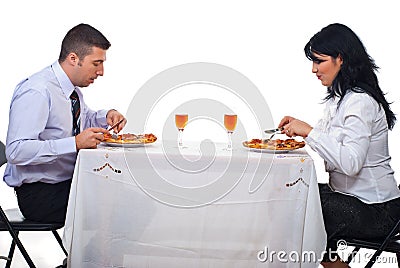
[242,140,304,154]
[246,147,290,153]
[101,141,151,148]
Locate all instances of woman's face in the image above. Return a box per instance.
[311,52,343,87]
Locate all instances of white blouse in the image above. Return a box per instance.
[305,91,400,203]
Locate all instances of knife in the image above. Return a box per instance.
[107,118,125,131]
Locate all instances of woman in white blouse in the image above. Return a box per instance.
[279,23,400,268]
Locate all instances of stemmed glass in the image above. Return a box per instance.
[223,114,237,151]
[175,114,188,148]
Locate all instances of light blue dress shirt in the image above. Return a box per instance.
[3,61,108,187]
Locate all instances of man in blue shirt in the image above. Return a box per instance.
[3,23,126,223]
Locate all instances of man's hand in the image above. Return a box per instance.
[106,109,126,133]
[75,127,109,150]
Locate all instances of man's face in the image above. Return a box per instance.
[72,46,107,87]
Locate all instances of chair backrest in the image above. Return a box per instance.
[0,141,6,167]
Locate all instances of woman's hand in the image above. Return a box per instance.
[278,116,312,138]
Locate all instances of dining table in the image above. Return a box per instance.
[63,140,326,268]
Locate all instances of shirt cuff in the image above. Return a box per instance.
[53,137,77,154]
[97,109,109,127]
[305,128,321,148]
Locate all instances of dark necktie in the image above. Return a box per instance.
[70,90,81,136]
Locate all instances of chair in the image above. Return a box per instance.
[0,141,68,268]
[332,217,400,267]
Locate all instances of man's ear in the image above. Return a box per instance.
[66,52,79,66]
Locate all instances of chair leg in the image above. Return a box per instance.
[366,220,400,268]
[365,257,376,268]
[396,252,400,268]
[5,236,16,268]
[0,207,37,267]
[3,228,36,268]
[365,249,385,268]
[52,230,68,256]
[346,246,360,264]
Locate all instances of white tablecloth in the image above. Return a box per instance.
[63,141,326,267]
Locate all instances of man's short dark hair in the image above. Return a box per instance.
[58,23,111,62]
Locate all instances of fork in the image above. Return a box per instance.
[268,132,277,140]
[264,127,283,134]
[263,127,282,142]
[263,133,277,143]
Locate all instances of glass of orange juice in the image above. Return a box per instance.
[175,114,188,148]
[223,114,237,150]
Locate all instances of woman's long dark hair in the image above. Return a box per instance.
[304,23,396,130]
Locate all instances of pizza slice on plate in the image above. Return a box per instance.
[242,138,305,150]
[103,133,157,144]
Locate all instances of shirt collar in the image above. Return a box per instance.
[51,60,76,98]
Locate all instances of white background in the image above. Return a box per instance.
[1,0,399,267]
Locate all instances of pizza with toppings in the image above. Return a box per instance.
[242,138,305,151]
[103,133,157,144]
